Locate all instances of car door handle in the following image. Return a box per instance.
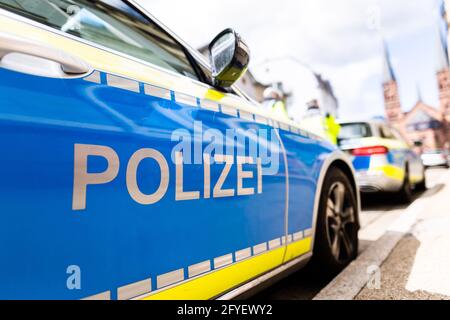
[0,32,90,75]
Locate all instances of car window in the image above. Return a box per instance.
[0,0,199,80]
[339,123,373,140]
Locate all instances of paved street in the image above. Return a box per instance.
[356,167,450,299]
[255,168,449,300]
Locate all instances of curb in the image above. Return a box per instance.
[313,171,450,300]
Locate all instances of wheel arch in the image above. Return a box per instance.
[310,151,361,255]
[330,160,359,205]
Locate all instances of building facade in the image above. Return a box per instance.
[315,73,339,118]
[383,34,450,151]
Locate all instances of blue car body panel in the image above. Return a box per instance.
[0,66,338,299]
[278,131,335,238]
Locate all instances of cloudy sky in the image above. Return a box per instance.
[141,0,446,120]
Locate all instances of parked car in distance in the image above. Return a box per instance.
[338,120,426,202]
[421,150,450,168]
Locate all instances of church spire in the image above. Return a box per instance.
[416,84,423,103]
[436,25,449,71]
[382,40,396,83]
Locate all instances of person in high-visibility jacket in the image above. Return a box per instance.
[299,100,340,145]
[299,100,327,140]
[263,87,289,121]
[324,112,341,145]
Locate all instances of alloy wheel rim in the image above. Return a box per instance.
[325,182,356,263]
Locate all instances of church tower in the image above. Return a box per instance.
[383,42,403,124]
[437,25,450,122]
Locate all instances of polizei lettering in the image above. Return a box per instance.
[72,144,264,211]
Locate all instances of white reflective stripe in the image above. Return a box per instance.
[188,260,211,278]
[279,122,290,131]
[235,247,252,261]
[201,99,220,112]
[268,238,282,249]
[82,291,111,300]
[290,126,301,134]
[253,242,268,255]
[304,228,313,237]
[221,104,238,117]
[255,115,268,125]
[282,234,293,244]
[239,110,254,121]
[272,121,280,129]
[83,71,101,84]
[144,84,171,100]
[293,231,304,241]
[174,92,197,107]
[157,269,184,289]
[107,74,139,93]
[117,278,151,300]
[214,254,233,269]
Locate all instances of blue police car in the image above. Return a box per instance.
[0,0,359,299]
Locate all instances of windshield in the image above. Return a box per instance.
[339,122,373,140]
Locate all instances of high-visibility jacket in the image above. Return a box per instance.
[299,115,328,141]
[325,115,341,145]
[299,114,341,145]
[265,100,289,121]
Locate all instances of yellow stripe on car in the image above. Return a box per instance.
[372,165,405,181]
[140,238,311,300]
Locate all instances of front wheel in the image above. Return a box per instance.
[313,167,359,275]
[415,169,427,192]
[397,170,413,203]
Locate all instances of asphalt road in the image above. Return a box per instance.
[254,167,448,300]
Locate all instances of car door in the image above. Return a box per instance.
[276,124,339,263]
[0,0,288,299]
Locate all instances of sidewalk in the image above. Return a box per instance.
[357,170,450,299]
[315,169,450,300]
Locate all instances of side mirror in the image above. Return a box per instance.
[209,29,250,88]
[414,140,423,147]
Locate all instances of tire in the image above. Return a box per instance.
[415,169,427,192]
[397,169,413,203]
[312,167,359,275]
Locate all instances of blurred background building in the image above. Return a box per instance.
[252,58,339,121]
[315,73,339,117]
[199,44,339,121]
[384,1,450,151]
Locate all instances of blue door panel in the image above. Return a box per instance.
[278,130,335,236]
[0,68,286,299]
